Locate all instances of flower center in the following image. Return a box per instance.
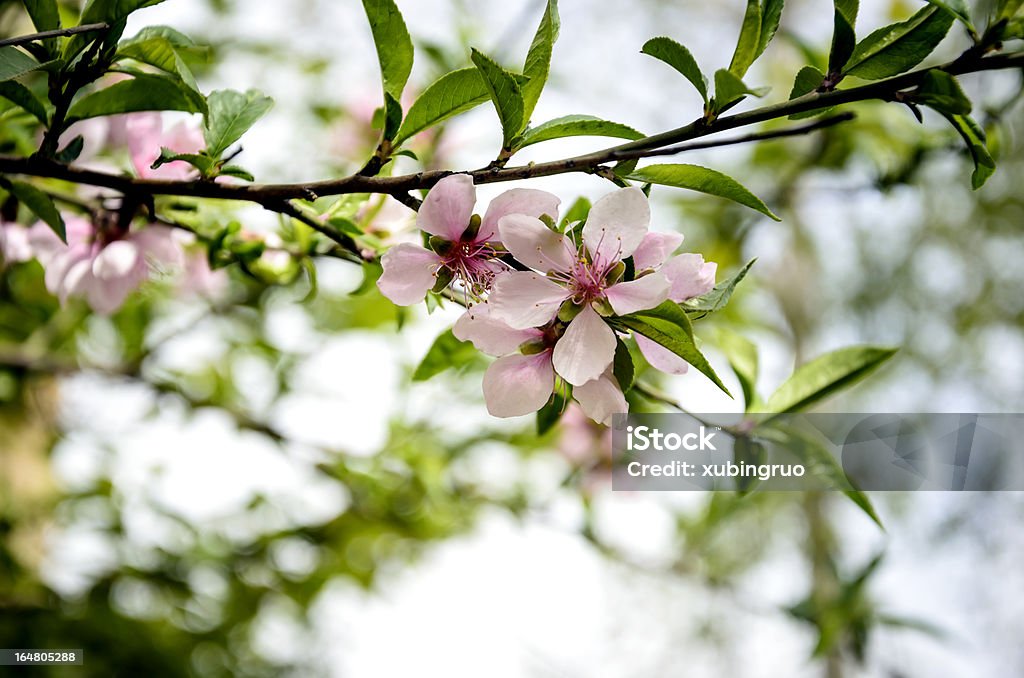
[441,236,500,298]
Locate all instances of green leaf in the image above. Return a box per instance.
[915,70,971,116]
[758,424,882,528]
[997,0,1024,20]
[560,196,591,231]
[116,34,206,114]
[717,328,759,410]
[7,181,65,243]
[640,36,708,103]
[843,6,953,80]
[218,165,254,182]
[764,345,897,415]
[55,135,85,163]
[923,0,975,35]
[627,164,780,220]
[0,81,49,123]
[729,0,762,78]
[519,114,643,148]
[941,112,995,189]
[613,301,732,397]
[24,0,60,32]
[361,0,414,101]
[0,47,43,82]
[757,0,785,60]
[412,329,477,381]
[787,65,835,120]
[613,338,635,392]
[521,0,559,128]
[381,92,403,141]
[470,48,526,148]
[828,0,859,74]
[203,88,274,159]
[537,389,569,435]
[713,68,769,111]
[68,74,204,121]
[684,258,756,314]
[394,67,491,144]
[151,147,215,176]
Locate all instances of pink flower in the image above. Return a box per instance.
[0,221,35,264]
[36,215,183,315]
[376,174,560,305]
[489,187,672,386]
[453,302,627,425]
[126,113,204,180]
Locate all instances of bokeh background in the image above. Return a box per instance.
[2,0,1023,676]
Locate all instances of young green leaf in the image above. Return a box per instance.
[842,6,953,80]
[519,114,643,148]
[613,338,635,392]
[361,0,414,101]
[68,74,205,121]
[151,147,216,176]
[560,196,591,231]
[537,389,569,435]
[67,0,170,58]
[764,345,897,415]
[7,181,65,243]
[0,47,43,82]
[521,0,560,129]
[203,89,274,159]
[828,0,860,74]
[394,67,491,144]
[729,0,763,78]
[757,0,785,60]
[0,82,49,123]
[787,65,835,120]
[640,36,708,103]
[941,112,995,189]
[470,48,526,147]
[684,258,757,314]
[717,329,759,410]
[412,329,478,381]
[613,301,732,397]
[914,70,971,116]
[713,68,769,111]
[627,165,780,220]
[997,0,1024,20]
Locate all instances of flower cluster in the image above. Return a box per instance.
[377,175,717,424]
[1,113,221,314]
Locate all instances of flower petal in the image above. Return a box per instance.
[632,231,684,271]
[573,371,627,425]
[489,271,569,329]
[87,266,145,315]
[582,186,650,264]
[635,333,689,375]
[453,302,543,357]
[480,188,560,242]
[131,225,184,268]
[92,240,141,280]
[605,273,670,316]
[0,225,32,263]
[498,214,574,273]
[664,253,717,301]
[376,243,442,306]
[483,351,554,417]
[417,174,476,241]
[552,304,617,386]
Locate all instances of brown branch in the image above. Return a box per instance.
[0,23,109,48]
[0,51,1021,203]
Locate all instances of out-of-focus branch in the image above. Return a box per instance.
[0,23,109,48]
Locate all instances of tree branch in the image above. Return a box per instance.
[1,51,1020,203]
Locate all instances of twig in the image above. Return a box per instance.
[0,23,109,48]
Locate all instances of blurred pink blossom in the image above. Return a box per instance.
[125,113,205,180]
